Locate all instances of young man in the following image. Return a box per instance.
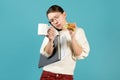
[40,5,90,80]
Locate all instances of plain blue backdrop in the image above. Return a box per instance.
[0,0,120,80]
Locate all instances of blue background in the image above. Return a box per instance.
[0,0,120,80]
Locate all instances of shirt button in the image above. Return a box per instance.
[56,74,59,77]
[47,76,50,78]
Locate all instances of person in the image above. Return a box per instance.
[39,5,90,80]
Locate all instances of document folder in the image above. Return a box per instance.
[38,35,61,68]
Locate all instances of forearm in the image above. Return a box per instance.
[71,38,83,56]
[44,40,54,55]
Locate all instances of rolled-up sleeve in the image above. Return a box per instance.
[73,28,90,60]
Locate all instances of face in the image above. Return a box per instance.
[48,12,67,30]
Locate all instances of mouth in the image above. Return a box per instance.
[56,24,61,27]
[55,24,61,29]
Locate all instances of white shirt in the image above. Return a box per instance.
[40,27,90,75]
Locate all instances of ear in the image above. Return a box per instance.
[63,12,67,17]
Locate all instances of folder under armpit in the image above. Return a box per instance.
[38,35,61,68]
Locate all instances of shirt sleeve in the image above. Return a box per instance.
[73,28,90,60]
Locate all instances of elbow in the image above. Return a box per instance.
[76,47,90,60]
